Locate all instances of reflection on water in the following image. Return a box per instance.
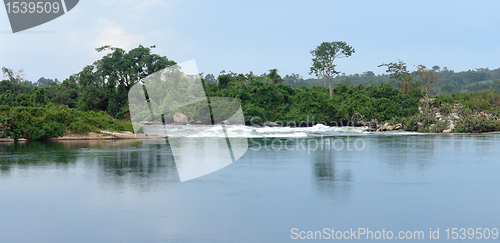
[2,134,500,190]
[1,134,500,242]
[0,141,79,173]
[0,140,180,188]
[312,140,353,202]
[97,141,180,187]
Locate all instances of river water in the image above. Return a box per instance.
[1,130,500,242]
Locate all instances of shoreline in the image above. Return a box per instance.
[48,131,168,141]
[0,131,168,143]
[3,121,500,143]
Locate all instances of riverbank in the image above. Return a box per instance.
[0,130,167,142]
[48,131,167,141]
[3,81,500,140]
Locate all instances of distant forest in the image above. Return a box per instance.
[273,67,500,95]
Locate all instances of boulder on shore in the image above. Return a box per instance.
[173,113,188,124]
[393,124,404,130]
[376,123,404,132]
[442,121,455,133]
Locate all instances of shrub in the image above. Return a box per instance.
[454,116,500,133]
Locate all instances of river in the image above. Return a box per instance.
[1,131,499,242]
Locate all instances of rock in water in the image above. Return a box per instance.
[174,113,188,124]
[264,121,280,127]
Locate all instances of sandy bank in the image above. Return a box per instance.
[47,131,167,141]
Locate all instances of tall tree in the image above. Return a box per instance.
[2,67,26,85]
[378,60,414,94]
[77,45,176,116]
[267,69,284,84]
[414,65,439,95]
[309,41,355,98]
[94,45,176,93]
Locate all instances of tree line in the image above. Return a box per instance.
[2,42,500,140]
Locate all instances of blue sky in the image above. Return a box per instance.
[1,0,500,82]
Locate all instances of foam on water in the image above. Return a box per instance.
[140,124,419,138]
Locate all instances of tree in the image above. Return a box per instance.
[414,65,440,95]
[364,71,375,77]
[309,41,355,98]
[217,72,235,89]
[35,77,56,87]
[267,69,284,84]
[77,65,107,112]
[94,45,176,93]
[31,88,48,105]
[2,67,26,85]
[77,45,176,116]
[204,74,217,84]
[47,75,79,108]
[378,60,414,94]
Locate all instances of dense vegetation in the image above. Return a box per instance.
[2,44,500,140]
[0,44,173,140]
[205,72,424,124]
[0,104,132,140]
[388,91,500,133]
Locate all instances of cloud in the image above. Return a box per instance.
[91,19,145,51]
[67,18,145,60]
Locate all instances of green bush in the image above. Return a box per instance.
[454,116,500,133]
[3,105,132,140]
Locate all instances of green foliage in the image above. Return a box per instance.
[5,43,500,137]
[0,105,11,138]
[387,89,500,133]
[390,113,436,132]
[206,73,422,124]
[379,60,417,94]
[434,91,500,112]
[267,69,284,84]
[46,75,79,108]
[2,105,132,140]
[454,116,500,133]
[420,120,448,133]
[78,45,176,116]
[31,88,48,105]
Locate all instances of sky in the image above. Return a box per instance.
[1,0,500,82]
